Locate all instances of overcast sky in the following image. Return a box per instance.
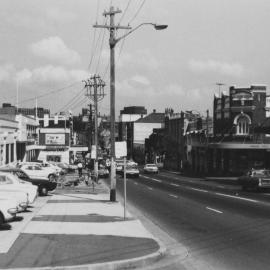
[1,0,270,117]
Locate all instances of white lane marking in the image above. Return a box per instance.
[168,194,178,199]
[170,183,180,187]
[206,207,223,214]
[215,192,258,203]
[134,182,138,185]
[142,175,162,183]
[190,187,208,193]
[147,187,153,191]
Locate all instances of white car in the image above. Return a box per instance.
[19,164,57,181]
[0,190,28,212]
[143,164,159,174]
[38,162,63,174]
[0,197,18,224]
[0,172,38,204]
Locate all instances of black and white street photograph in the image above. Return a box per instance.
[1,1,270,269]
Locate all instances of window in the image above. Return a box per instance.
[236,116,249,135]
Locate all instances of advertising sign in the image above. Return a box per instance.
[45,134,65,145]
[44,114,49,127]
[82,115,89,122]
[115,141,127,158]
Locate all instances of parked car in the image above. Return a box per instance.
[238,169,270,191]
[0,197,19,225]
[19,164,57,181]
[143,164,159,174]
[49,162,76,173]
[37,161,63,174]
[120,164,140,178]
[0,167,57,196]
[0,172,37,204]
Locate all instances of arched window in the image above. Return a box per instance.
[236,115,250,135]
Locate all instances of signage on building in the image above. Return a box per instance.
[115,141,127,158]
[44,114,49,127]
[82,115,89,122]
[54,114,59,124]
[45,134,65,145]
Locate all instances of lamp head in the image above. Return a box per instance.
[154,24,168,30]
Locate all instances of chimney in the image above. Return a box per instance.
[153,109,156,113]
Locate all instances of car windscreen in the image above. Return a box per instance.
[16,171,30,179]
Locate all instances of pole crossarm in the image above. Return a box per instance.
[93,24,132,30]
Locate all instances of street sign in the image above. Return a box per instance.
[115,141,127,158]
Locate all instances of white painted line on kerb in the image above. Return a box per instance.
[147,187,153,191]
[215,192,258,203]
[170,183,180,187]
[206,207,223,214]
[169,194,178,199]
[190,187,208,193]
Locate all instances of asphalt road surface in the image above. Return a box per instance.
[111,170,270,270]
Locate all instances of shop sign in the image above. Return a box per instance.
[45,134,65,145]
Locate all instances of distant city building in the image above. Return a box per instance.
[0,103,50,118]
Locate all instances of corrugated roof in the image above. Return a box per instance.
[135,112,164,123]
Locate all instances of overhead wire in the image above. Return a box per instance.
[88,0,102,70]
[118,0,132,25]
[19,81,81,105]
[95,17,108,74]
[128,0,146,24]
[57,87,86,113]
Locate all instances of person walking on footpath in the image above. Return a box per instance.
[77,161,83,177]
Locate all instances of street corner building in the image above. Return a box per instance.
[188,84,270,176]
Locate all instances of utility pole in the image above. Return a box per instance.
[94,7,131,202]
[88,103,93,149]
[83,75,105,180]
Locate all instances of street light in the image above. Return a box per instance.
[114,23,168,45]
[94,7,167,202]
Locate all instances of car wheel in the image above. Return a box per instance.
[48,174,55,182]
[40,187,48,196]
[0,212,5,226]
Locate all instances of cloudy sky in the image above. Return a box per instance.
[1,0,270,117]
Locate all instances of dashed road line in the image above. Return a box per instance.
[190,187,208,193]
[134,182,138,185]
[215,192,258,203]
[147,187,153,191]
[141,175,162,183]
[168,194,178,199]
[169,183,180,187]
[206,207,223,214]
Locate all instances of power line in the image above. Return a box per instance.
[95,19,108,74]
[88,0,102,70]
[128,0,146,24]
[19,81,81,104]
[57,87,85,113]
[118,0,132,24]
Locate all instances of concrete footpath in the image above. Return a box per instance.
[0,180,165,270]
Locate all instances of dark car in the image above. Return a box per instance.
[238,169,270,191]
[0,167,57,196]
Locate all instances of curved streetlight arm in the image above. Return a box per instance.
[114,23,168,45]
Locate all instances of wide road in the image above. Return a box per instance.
[109,170,270,270]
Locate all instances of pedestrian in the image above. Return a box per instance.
[77,161,83,177]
